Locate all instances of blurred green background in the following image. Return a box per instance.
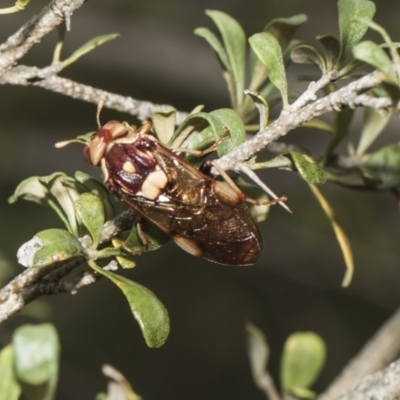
[1,0,400,399]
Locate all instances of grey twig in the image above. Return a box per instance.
[215,71,382,172]
[0,0,86,75]
[0,210,135,323]
[33,74,188,123]
[318,307,400,400]
[333,358,400,400]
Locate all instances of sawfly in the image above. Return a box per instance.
[57,116,283,265]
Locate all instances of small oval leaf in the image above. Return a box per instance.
[13,324,60,400]
[62,33,120,68]
[194,27,230,71]
[17,229,85,268]
[249,32,289,109]
[74,171,123,220]
[280,332,326,393]
[317,35,341,71]
[8,176,49,207]
[337,0,376,66]
[244,90,269,129]
[361,143,400,189]
[357,108,392,156]
[289,151,327,185]
[291,45,326,71]
[152,109,177,145]
[325,107,355,162]
[263,14,308,51]
[205,10,246,107]
[88,262,170,348]
[246,323,270,388]
[210,108,246,156]
[74,193,105,248]
[0,345,21,400]
[353,40,397,83]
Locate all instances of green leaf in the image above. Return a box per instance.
[100,364,142,400]
[357,108,392,156]
[194,27,230,71]
[17,229,85,268]
[246,323,270,389]
[263,14,308,51]
[123,220,169,253]
[361,143,400,189]
[291,45,326,71]
[210,109,245,156]
[205,10,246,107]
[249,15,307,90]
[244,90,269,129]
[302,119,333,133]
[289,151,327,185]
[336,0,376,66]
[171,111,243,160]
[280,332,326,393]
[115,256,136,269]
[316,35,341,71]
[308,185,354,287]
[9,173,87,237]
[74,171,123,220]
[324,107,354,162]
[152,109,177,145]
[62,34,120,68]
[13,324,60,400]
[74,193,105,248]
[353,41,397,83]
[0,345,21,400]
[8,175,50,207]
[249,32,289,109]
[88,262,170,348]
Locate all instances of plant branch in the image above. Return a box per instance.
[33,73,189,123]
[215,71,383,172]
[325,358,400,400]
[0,64,189,123]
[0,69,394,323]
[0,0,86,75]
[318,307,400,399]
[0,210,135,323]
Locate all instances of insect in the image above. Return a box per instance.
[58,118,281,266]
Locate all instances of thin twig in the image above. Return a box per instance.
[0,0,86,74]
[215,71,382,173]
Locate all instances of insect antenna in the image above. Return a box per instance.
[55,138,87,148]
[96,98,106,128]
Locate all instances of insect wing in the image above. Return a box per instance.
[114,143,263,266]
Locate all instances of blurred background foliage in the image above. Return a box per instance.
[1,0,400,399]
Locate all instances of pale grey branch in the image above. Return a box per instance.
[215,71,382,172]
[0,210,135,323]
[334,358,400,400]
[0,0,86,75]
[318,307,400,400]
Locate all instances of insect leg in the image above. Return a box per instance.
[120,219,149,255]
[174,130,230,156]
[208,160,287,207]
